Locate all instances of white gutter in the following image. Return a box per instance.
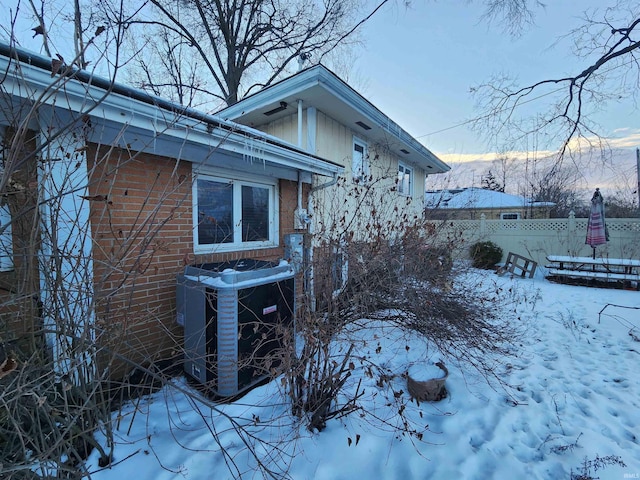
[0,43,343,178]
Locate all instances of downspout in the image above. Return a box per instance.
[297,99,303,148]
[297,171,304,213]
[309,173,339,195]
[295,99,305,222]
[296,97,340,310]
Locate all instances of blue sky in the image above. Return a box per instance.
[353,0,640,177]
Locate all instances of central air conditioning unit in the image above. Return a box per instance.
[176,259,295,397]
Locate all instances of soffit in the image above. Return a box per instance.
[219,67,450,174]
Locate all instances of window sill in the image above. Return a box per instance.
[194,241,279,255]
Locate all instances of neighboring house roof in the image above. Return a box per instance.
[218,64,450,175]
[0,42,343,180]
[424,187,555,210]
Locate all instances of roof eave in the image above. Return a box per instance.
[220,66,450,174]
[0,42,343,178]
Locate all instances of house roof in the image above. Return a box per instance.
[218,64,450,175]
[0,42,343,181]
[424,187,555,210]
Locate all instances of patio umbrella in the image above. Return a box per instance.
[585,188,609,259]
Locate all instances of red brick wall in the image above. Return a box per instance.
[87,145,303,375]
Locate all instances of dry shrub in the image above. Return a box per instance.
[0,345,112,479]
[395,278,523,386]
[283,296,363,432]
[284,216,523,432]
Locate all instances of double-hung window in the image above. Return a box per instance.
[352,137,369,183]
[398,162,413,197]
[193,172,278,253]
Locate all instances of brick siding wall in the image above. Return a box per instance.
[87,145,303,376]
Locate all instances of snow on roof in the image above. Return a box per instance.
[424,187,555,209]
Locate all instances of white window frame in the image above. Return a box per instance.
[500,212,520,220]
[398,162,413,197]
[193,170,279,254]
[352,137,369,183]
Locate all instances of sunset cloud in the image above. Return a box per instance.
[434,129,640,165]
[428,129,639,197]
[436,150,551,164]
[608,130,640,149]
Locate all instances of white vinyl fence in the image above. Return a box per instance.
[431,212,640,273]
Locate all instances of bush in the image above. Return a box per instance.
[469,241,503,269]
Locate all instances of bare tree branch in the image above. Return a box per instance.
[473,6,640,162]
[118,0,387,105]
[481,0,545,36]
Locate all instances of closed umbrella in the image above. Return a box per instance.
[585,188,609,259]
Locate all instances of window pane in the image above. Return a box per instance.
[197,179,233,244]
[398,164,411,194]
[404,167,411,193]
[353,141,366,181]
[242,185,269,241]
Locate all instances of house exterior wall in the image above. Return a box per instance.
[315,111,428,242]
[86,145,303,375]
[314,111,352,165]
[260,112,300,148]
[426,206,551,220]
[258,109,428,242]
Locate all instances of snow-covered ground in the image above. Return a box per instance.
[87,269,640,479]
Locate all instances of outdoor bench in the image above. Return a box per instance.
[545,255,640,289]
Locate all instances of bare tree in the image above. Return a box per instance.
[114,0,546,107]
[481,0,545,36]
[17,0,99,68]
[473,2,640,160]
[525,164,585,218]
[600,191,639,217]
[9,0,546,109]
[493,154,518,192]
[115,0,382,106]
[126,26,206,106]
